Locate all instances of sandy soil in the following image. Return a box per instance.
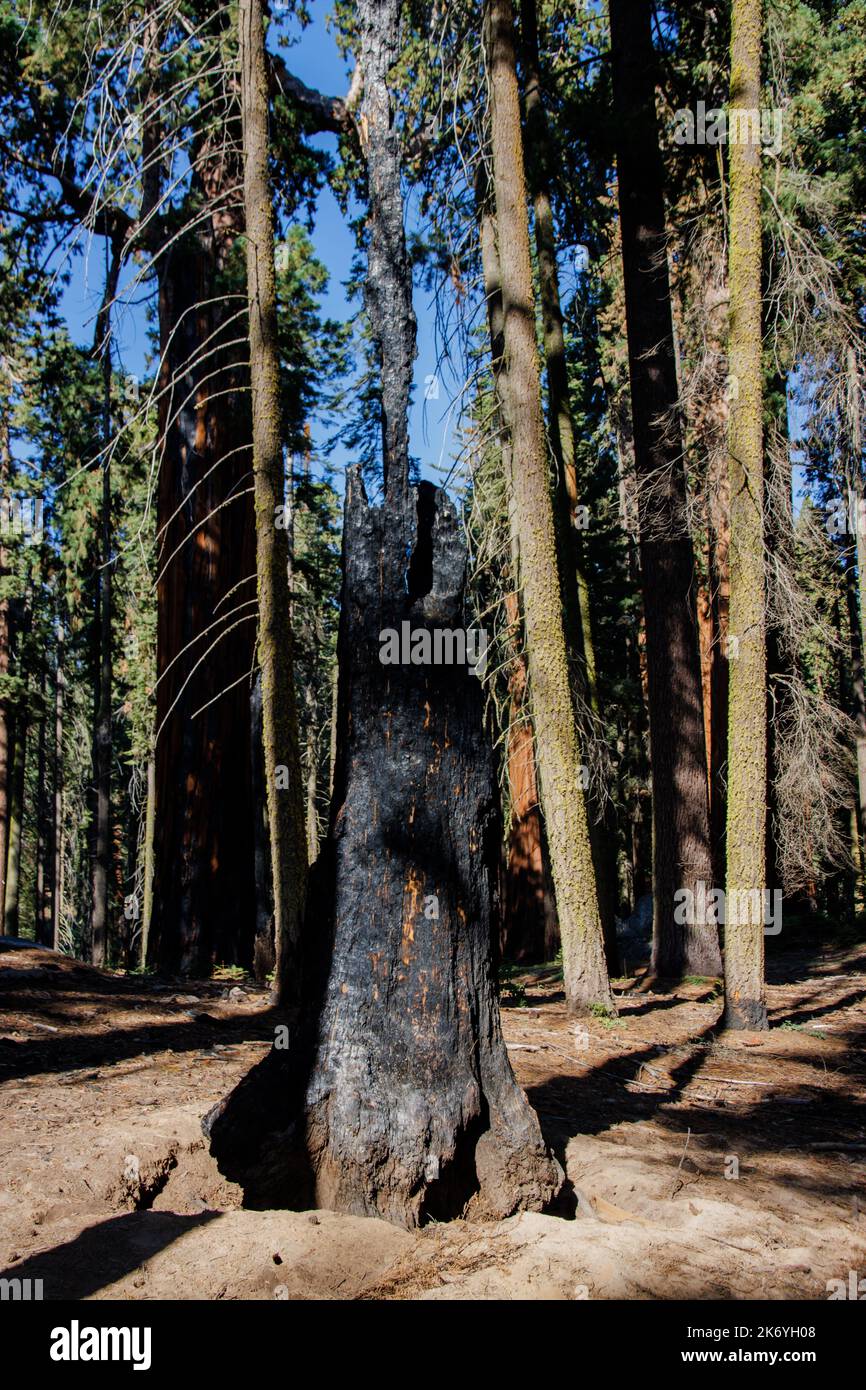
[1,939,864,1300]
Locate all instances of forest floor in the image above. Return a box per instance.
[1,937,865,1300]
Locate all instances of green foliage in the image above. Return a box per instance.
[498,963,529,1007]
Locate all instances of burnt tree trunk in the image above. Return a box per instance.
[207,469,561,1225]
[206,0,560,1227]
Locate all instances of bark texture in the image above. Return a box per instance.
[0,417,10,926]
[359,0,416,502]
[148,175,257,977]
[724,0,768,1029]
[503,594,558,962]
[4,711,24,936]
[519,0,598,707]
[485,0,611,1012]
[240,0,308,1007]
[520,0,620,973]
[208,471,561,1225]
[52,639,64,949]
[140,755,155,966]
[609,0,721,979]
[90,245,120,968]
[476,175,557,964]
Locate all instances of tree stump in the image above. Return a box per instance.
[205,469,562,1227]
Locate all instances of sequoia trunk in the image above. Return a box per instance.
[148,204,257,976]
[609,0,721,979]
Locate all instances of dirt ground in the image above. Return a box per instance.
[1,937,865,1300]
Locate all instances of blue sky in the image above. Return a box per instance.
[57,0,458,495]
[54,2,804,512]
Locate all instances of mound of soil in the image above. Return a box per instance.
[1,942,864,1299]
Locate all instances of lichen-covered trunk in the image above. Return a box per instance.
[503,596,558,962]
[484,0,611,1012]
[240,0,308,1007]
[520,0,620,973]
[519,0,598,710]
[724,0,768,1030]
[149,216,257,976]
[709,452,732,882]
[609,0,720,980]
[477,178,558,966]
[206,0,561,1226]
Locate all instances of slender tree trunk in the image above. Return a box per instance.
[502,592,558,962]
[0,655,8,927]
[328,661,338,799]
[848,348,866,665]
[304,688,319,866]
[609,0,721,979]
[52,635,64,949]
[520,0,621,973]
[249,671,275,984]
[140,754,155,966]
[845,349,866,888]
[519,0,598,708]
[0,410,11,923]
[476,174,558,965]
[709,462,731,880]
[485,0,611,1012]
[90,245,119,968]
[4,713,25,937]
[35,703,51,945]
[239,0,308,1008]
[724,0,768,1029]
[694,248,733,881]
[207,0,562,1226]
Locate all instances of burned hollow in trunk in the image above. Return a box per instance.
[205,469,561,1228]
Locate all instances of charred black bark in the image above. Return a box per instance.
[206,469,561,1225]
